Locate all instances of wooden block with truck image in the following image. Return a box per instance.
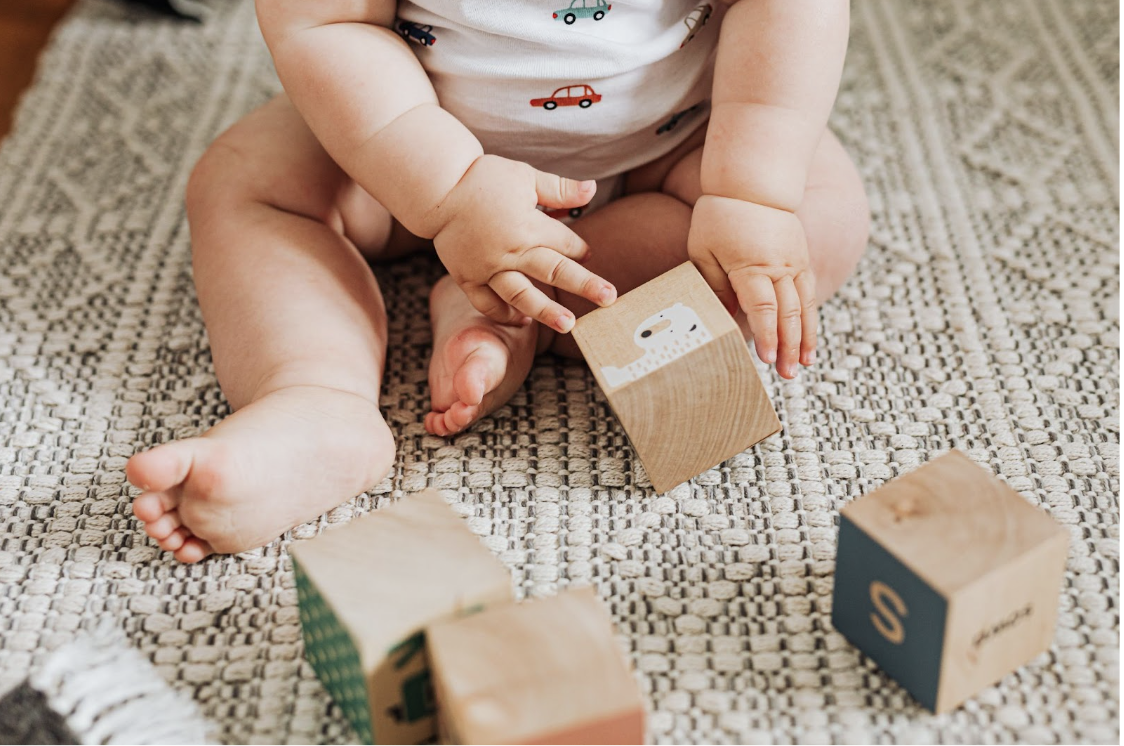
[831,450,1069,714]
[426,586,645,744]
[572,261,780,492]
[290,489,513,744]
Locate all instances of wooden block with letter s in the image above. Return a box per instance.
[830,450,1069,713]
[426,586,645,744]
[571,261,780,492]
[290,489,513,744]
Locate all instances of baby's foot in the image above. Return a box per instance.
[127,385,395,563]
[426,275,546,436]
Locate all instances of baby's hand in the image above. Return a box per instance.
[430,155,617,333]
[688,195,817,379]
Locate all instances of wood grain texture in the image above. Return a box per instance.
[937,529,1069,713]
[427,587,645,745]
[291,490,514,744]
[0,0,77,140]
[835,450,1069,714]
[572,262,780,492]
[841,450,1068,596]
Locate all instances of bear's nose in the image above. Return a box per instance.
[640,319,671,339]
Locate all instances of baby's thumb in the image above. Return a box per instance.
[535,171,596,209]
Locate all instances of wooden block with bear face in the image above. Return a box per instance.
[571,262,780,492]
[426,587,646,744]
[290,490,513,744]
[831,450,1069,714]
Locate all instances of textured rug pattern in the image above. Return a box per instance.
[0,0,1118,743]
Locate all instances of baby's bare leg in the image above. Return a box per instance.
[126,95,401,562]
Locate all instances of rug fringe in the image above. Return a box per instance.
[29,632,210,745]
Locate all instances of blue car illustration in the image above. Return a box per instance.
[398,21,436,46]
[553,0,612,25]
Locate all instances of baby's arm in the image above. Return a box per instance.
[688,0,850,377]
[255,1,615,333]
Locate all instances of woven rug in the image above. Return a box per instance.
[0,0,1118,743]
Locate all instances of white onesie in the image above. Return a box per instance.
[395,1,724,198]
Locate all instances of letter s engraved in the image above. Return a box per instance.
[869,580,908,644]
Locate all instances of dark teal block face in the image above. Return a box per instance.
[832,515,948,711]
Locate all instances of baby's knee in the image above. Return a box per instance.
[804,179,870,302]
[185,137,255,219]
[841,183,871,262]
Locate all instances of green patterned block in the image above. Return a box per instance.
[290,490,514,744]
[294,558,373,744]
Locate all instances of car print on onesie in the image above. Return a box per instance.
[681,4,712,48]
[656,104,704,135]
[530,84,602,110]
[397,20,436,46]
[553,0,612,25]
[540,206,585,220]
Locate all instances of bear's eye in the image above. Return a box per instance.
[690,324,697,331]
[641,330,652,338]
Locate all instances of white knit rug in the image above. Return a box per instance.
[0,0,1118,743]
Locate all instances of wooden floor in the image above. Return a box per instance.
[0,0,78,140]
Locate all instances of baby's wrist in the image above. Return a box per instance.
[694,192,794,219]
[691,195,806,259]
[351,104,483,238]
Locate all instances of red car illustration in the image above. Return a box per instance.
[530,84,602,110]
[541,206,585,220]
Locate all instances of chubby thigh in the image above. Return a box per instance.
[193,93,428,261]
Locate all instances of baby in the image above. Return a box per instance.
[126,0,869,562]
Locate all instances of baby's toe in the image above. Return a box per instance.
[445,402,479,432]
[453,352,489,406]
[453,347,507,408]
[174,537,214,564]
[424,411,450,436]
[126,440,198,493]
[159,527,191,553]
[425,404,480,438]
[143,510,182,540]
[132,491,177,523]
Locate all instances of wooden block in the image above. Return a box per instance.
[571,262,780,492]
[290,490,513,744]
[831,450,1069,713]
[427,587,645,744]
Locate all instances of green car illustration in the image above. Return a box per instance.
[553,0,612,25]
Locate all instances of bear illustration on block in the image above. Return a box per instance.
[600,303,713,389]
[572,262,780,492]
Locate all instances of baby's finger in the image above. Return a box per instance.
[534,170,596,209]
[533,212,592,262]
[795,272,818,366]
[690,251,738,314]
[465,284,524,326]
[490,271,576,333]
[774,276,802,379]
[730,271,778,364]
[519,246,616,307]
